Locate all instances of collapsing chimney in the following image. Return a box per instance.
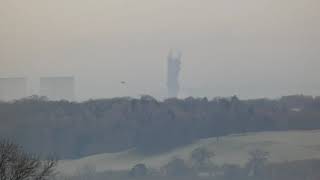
[167,50,182,98]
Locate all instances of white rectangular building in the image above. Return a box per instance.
[0,77,27,101]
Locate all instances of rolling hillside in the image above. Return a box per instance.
[57,130,320,175]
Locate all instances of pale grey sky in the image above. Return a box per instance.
[0,0,319,100]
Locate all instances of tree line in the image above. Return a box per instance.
[1,94,320,158]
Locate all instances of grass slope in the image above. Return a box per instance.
[58,130,320,175]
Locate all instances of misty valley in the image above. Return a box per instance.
[1,0,320,179]
[1,95,320,180]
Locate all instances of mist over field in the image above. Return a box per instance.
[1,0,320,180]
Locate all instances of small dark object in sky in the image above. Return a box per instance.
[121,81,126,84]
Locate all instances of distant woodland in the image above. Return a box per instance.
[1,95,320,158]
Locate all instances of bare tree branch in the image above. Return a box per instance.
[0,140,57,180]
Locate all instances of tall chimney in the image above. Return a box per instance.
[167,50,181,98]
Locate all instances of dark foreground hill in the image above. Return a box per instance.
[1,95,320,158]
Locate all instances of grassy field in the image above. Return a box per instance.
[57,130,320,175]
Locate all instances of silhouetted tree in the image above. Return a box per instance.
[191,147,215,170]
[129,163,147,177]
[0,139,57,180]
[246,149,269,178]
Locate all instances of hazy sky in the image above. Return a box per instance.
[0,0,319,100]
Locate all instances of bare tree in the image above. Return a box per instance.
[129,163,148,177]
[0,140,57,180]
[246,149,269,178]
[191,147,215,169]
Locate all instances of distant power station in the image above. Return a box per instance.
[0,77,27,101]
[40,77,75,101]
[0,76,76,101]
[167,50,182,98]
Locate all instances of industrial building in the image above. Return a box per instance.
[0,77,27,101]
